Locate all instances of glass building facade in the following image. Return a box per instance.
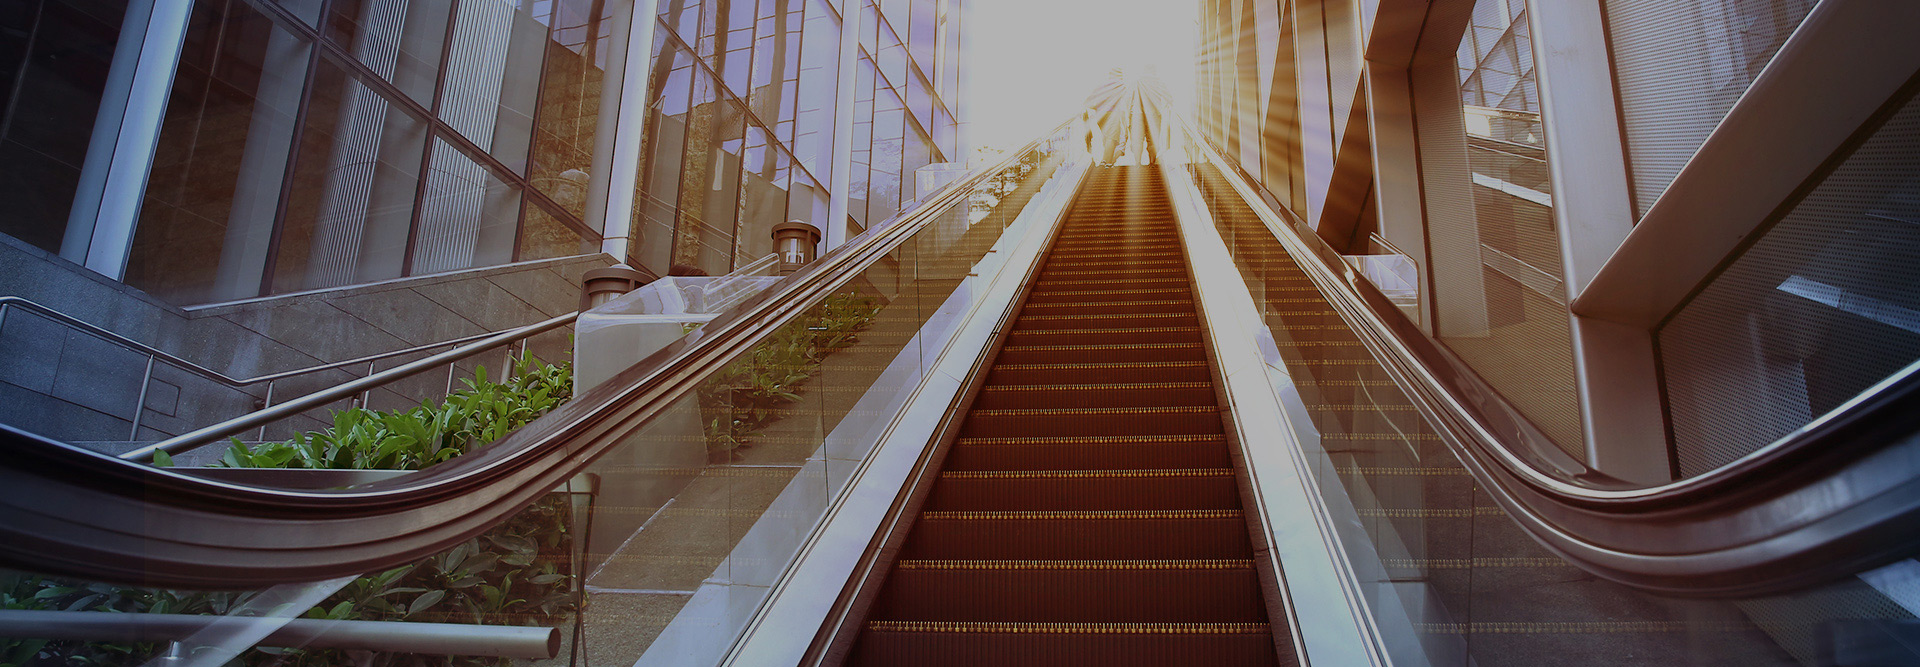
[1191,2,1920,664]
[1,0,965,305]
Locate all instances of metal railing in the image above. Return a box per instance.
[0,296,575,454]
[116,311,578,462]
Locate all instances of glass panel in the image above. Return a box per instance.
[902,125,933,205]
[635,40,696,273]
[0,0,129,256]
[1410,0,1582,454]
[323,0,452,105]
[411,137,521,275]
[437,0,548,170]
[670,72,746,274]
[716,0,755,97]
[847,56,877,229]
[124,0,312,305]
[868,86,905,222]
[1186,157,1911,667]
[734,126,787,265]
[790,0,840,178]
[526,0,633,226]
[659,0,702,37]
[908,0,936,75]
[1658,90,1920,475]
[520,202,591,261]
[575,129,1069,666]
[269,57,429,294]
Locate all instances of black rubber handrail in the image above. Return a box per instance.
[1161,105,1920,597]
[0,110,1094,591]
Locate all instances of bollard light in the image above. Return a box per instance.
[771,220,822,275]
[579,263,647,310]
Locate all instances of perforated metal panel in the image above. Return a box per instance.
[1606,0,1817,218]
[1659,92,1920,477]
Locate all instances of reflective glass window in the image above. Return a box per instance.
[411,136,522,274]
[125,0,311,304]
[436,0,547,171]
[527,0,632,225]
[268,57,428,294]
[869,85,905,222]
[0,0,131,256]
[635,38,696,271]
[323,0,451,105]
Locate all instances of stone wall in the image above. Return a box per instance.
[0,233,612,456]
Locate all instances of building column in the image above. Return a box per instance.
[1526,0,1667,483]
[824,1,863,252]
[594,0,661,263]
[60,0,192,280]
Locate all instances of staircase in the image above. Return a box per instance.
[847,166,1291,666]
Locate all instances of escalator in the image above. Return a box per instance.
[4,93,1920,667]
[847,166,1287,666]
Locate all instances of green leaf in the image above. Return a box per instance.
[408,589,446,617]
[151,450,173,468]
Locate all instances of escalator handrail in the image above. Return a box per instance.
[1162,107,1920,596]
[0,111,1092,590]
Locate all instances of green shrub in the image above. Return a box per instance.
[2,354,579,667]
[699,293,881,459]
[214,355,572,471]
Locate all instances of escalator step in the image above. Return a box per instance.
[1002,326,1202,345]
[901,509,1253,560]
[988,360,1210,385]
[1019,298,1195,315]
[944,434,1232,471]
[971,382,1216,409]
[1013,311,1200,330]
[923,468,1241,511]
[996,342,1206,364]
[959,405,1223,439]
[869,561,1266,622]
[850,622,1279,667]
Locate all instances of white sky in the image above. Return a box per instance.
[963,0,1198,152]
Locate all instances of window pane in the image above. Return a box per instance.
[519,201,591,261]
[412,137,521,274]
[528,0,632,225]
[324,0,451,105]
[124,0,311,304]
[868,86,904,222]
[635,41,694,270]
[0,0,130,256]
[270,58,429,294]
[672,72,747,274]
[735,125,787,264]
[438,0,548,170]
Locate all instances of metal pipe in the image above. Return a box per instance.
[0,610,559,659]
[120,312,578,462]
[0,296,544,388]
[129,356,155,440]
[255,382,274,441]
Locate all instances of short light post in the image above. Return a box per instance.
[771,221,822,275]
[579,264,648,310]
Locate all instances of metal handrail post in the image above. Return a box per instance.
[118,312,579,462]
[128,356,155,440]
